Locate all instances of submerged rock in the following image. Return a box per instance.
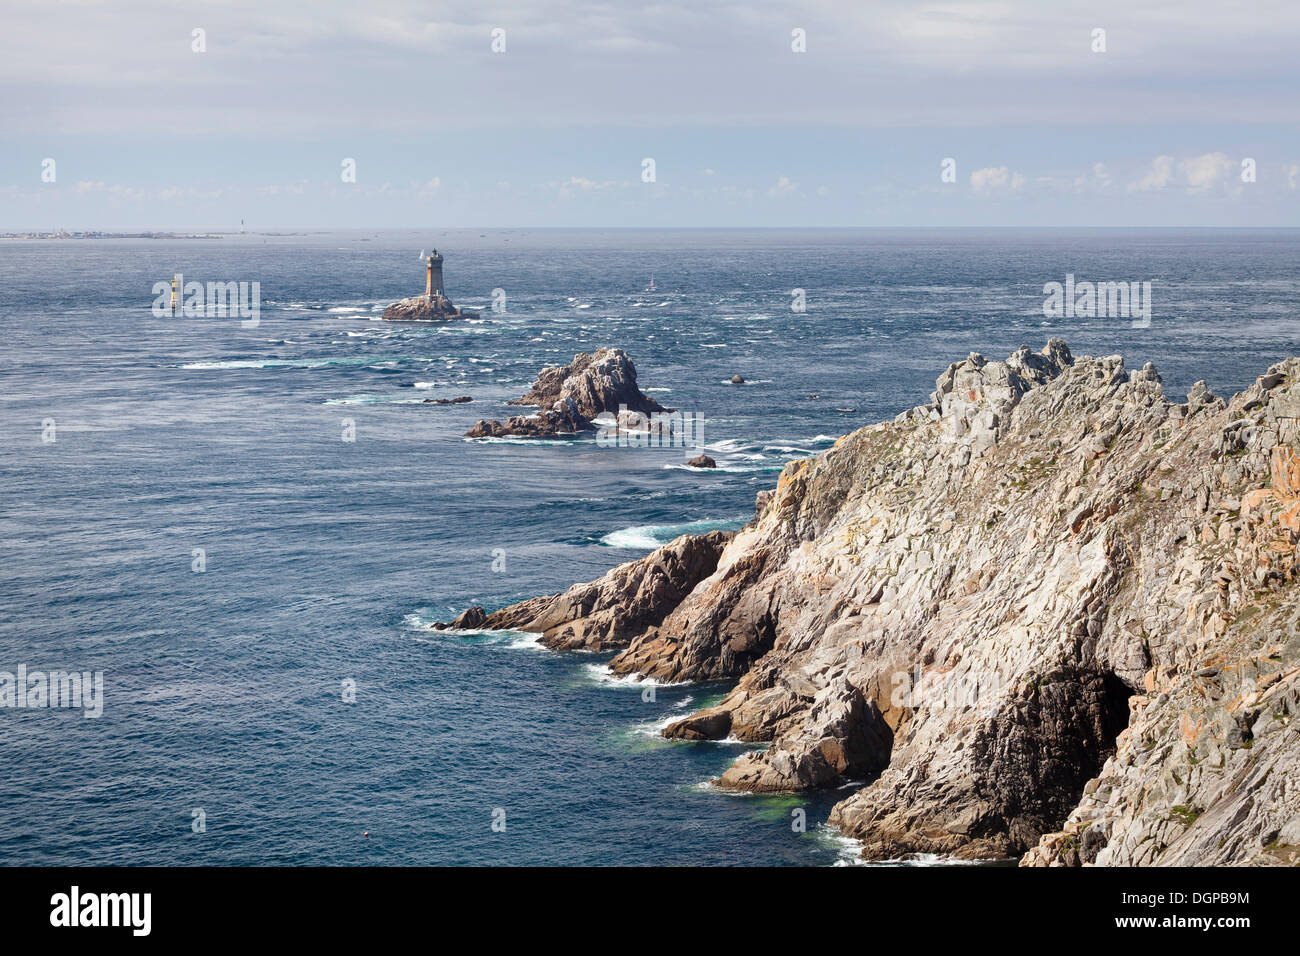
[687,454,717,469]
[441,338,1300,866]
[423,395,472,404]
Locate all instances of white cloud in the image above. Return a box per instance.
[1130,155,1177,191]
[1130,153,1238,192]
[768,175,799,197]
[969,166,1025,193]
[1179,152,1235,190]
[556,176,614,198]
[1069,162,1112,190]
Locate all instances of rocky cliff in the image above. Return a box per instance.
[443,340,1300,866]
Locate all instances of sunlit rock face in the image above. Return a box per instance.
[449,339,1300,866]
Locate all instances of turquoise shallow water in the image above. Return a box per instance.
[1,228,1297,865]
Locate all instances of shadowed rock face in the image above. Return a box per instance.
[440,338,1300,866]
[465,347,669,439]
[463,398,589,439]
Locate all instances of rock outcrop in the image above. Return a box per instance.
[436,531,732,651]
[465,348,670,439]
[382,293,478,322]
[443,339,1300,866]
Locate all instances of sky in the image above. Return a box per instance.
[2,0,1299,229]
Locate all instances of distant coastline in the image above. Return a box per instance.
[0,231,307,240]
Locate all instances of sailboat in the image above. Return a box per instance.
[644,273,656,292]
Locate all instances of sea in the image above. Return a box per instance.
[2,227,1297,865]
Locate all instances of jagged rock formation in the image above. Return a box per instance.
[465,348,669,439]
[442,339,1300,866]
[434,531,732,651]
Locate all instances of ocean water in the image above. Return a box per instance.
[2,228,1298,866]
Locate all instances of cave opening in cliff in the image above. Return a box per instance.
[1097,671,1134,760]
[978,665,1137,853]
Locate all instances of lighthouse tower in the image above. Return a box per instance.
[425,250,444,300]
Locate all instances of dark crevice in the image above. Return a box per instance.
[972,666,1134,852]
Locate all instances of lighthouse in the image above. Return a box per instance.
[384,249,477,322]
[425,250,444,300]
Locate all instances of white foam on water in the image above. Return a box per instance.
[704,438,749,452]
[407,613,546,651]
[323,395,425,405]
[598,518,745,549]
[582,663,683,688]
[182,355,427,370]
[630,712,684,737]
[664,462,784,474]
[465,435,593,445]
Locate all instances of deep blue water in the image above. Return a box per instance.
[2,228,1298,865]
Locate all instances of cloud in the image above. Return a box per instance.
[72,180,153,201]
[1070,162,1112,191]
[9,0,1300,137]
[969,166,1025,193]
[1287,163,1298,190]
[258,181,308,197]
[556,176,614,198]
[1130,155,1177,191]
[767,175,799,197]
[1179,152,1235,190]
[1129,152,1236,191]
